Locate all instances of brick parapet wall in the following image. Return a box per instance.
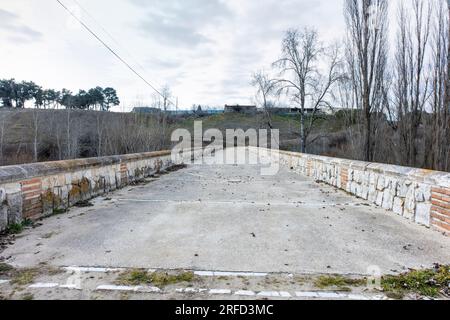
[0,149,202,231]
[251,148,450,236]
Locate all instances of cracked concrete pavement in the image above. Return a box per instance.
[1,158,449,277]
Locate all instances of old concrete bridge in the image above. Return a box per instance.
[0,148,449,299]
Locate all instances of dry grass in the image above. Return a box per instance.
[116,269,195,288]
[314,275,366,290]
[10,268,39,286]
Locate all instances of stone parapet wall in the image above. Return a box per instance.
[0,149,202,232]
[270,149,450,236]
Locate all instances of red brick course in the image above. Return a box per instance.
[120,163,128,184]
[341,168,349,189]
[431,187,450,234]
[21,178,43,219]
[306,160,313,177]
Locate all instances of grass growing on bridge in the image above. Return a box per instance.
[5,219,33,235]
[314,275,366,291]
[10,268,39,286]
[116,269,195,288]
[381,264,450,299]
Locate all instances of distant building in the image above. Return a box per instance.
[224,105,257,114]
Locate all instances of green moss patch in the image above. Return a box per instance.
[116,269,195,287]
[5,219,34,235]
[10,268,39,286]
[7,223,24,235]
[382,265,450,299]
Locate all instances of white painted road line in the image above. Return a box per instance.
[64,267,124,273]
[95,284,162,293]
[137,286,162,293]
[257,291,281,297]
[176,288,208,294]
[279,291,292,298]
[29,283,59,289]
[295,291,386,300]
[59,284,82,290]
[234,290,256,296]
[317,292,348,299]
[195,271,268,277]
[96,285,141,292]
[295,292,320,298]
[209,289,232,295]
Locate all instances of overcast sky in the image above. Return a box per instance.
[1,0,350,111]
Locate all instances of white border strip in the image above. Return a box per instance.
[96,285,161,293]
[209,289,232,295]
[21,281,387,300]
[195,271,268,277]
[234,290,256,296]
[64,267,124,273]
[96,285,141,292]
[29,283,59,289]
[295,291,386,300]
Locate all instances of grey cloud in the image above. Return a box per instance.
[131,0,231,47]
[0,9,42,43]
[144,56,184,70]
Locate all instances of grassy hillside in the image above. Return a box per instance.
[0,108,353,166]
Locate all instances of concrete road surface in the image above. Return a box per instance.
[2,160,450,276]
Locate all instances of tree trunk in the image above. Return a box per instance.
[364,109,371,162]
[300,111,306,153]
[300,88,306,153]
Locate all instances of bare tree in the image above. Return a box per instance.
[31,109,40,162]
[251,70,277,128]
[274,28,341,153]
[96,112,105,157]
[344,0,389,162]
[0,113,8,165]
[428,1,450,171]
[389,0,432,167]
[159,86,172,150]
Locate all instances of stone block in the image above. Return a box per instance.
[397,180,412,197]
[375,191,384,206]
[382,188,395,210]
[377,176,385,191]
[415,203,431,227]
[350,182,358,195]
[393,197,404,216]
[404,188,416,220]
[0,206,7,231]
[369,172,378,186]
[368,185,378,202]
[415,184,431,203]
[348,169,354,181]
[6,192,22,224]
[361,184,369,200]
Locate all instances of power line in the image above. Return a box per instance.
[70,0,159,88]
[55,0,174,105]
